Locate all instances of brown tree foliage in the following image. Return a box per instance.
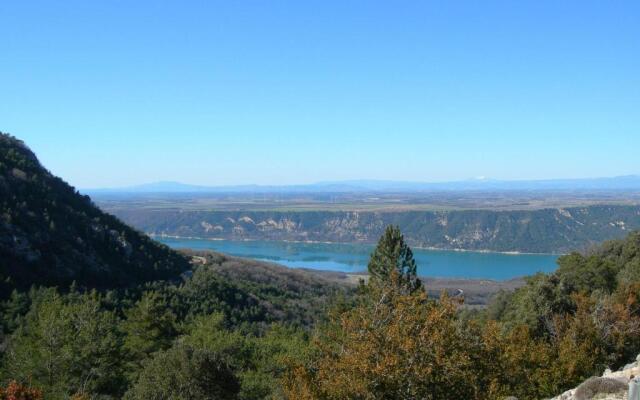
[0,381,43,400]
[285,272,481,400]
[284,268,640,399]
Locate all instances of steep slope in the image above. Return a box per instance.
[180,249,355,327]
[0,133,189,294]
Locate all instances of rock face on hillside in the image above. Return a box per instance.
[109,206,640,253]
[0,133,189,295]
[551,355,640,400]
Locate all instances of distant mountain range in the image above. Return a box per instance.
[86,175,640,194]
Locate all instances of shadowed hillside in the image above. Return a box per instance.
[0,133,189,295]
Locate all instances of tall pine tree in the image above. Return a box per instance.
[367,225,422,293]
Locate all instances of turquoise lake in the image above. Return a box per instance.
[158,237,559,280]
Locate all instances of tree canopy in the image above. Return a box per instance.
[367,225,422,294]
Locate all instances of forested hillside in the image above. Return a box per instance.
[0,133,189,294]
[110,206,640,253]
[0,251,352,399]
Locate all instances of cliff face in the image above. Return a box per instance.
[0,133,189,293]
[109,206,640,254]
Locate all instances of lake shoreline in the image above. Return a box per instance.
[156,235,559,281]
[149,233,563,256]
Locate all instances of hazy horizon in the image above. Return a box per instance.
[84,174,640,192]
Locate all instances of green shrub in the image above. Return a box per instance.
[124,344,240,400]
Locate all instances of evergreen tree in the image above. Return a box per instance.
[2,291,124,399]
[123,344,240,400]
[0,290,30,333]
[122,291,178,380]
[367,225,422,293]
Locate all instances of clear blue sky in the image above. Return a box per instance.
[1,1,638,188]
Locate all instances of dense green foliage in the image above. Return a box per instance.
[0,133,189,295]
[482,231,640,392]
[111,205,640,253]
[123,344,240,400]
[489,231,640,339]
[185,251,354,328]
[3,289,124,398]
[0,252,344,399]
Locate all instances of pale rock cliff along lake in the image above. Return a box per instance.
[158,237,559,280]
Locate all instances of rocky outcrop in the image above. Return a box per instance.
[551,354,640,400]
